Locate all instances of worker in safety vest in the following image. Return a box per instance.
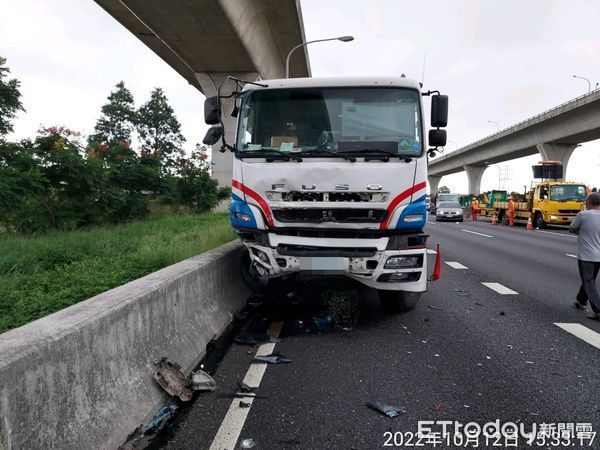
[508,196,515,226]
[471,197,479,221]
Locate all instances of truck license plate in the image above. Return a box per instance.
[299,257,347,272]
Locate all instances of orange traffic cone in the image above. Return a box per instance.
[526,216,533,230]
[491,213,498,225]
[431,244,442,281]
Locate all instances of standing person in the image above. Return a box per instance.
[470,197,479,221]
[507,196,515,226]
[569,192,600,320]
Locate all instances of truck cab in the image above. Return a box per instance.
[203,76,448,312]
[531,182,587,228]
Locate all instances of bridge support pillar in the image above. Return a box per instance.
[463,164,487,195]
[536,143,578,180]
[428,175,442,198]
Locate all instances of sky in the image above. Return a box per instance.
[1,0,599,192]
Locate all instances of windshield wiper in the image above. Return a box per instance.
[240,149,303,162]
[302,149,356,162]
[342,148,413,162]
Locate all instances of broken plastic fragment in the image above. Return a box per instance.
[313,315,332,330]
[153,358,193,401]
[253,353,291,364]
[191,369,216,392]
[366,401,407,418]
[146,399,178,432]
[241,438,256,448]
[238,380,257,393]
[239,401,251,408]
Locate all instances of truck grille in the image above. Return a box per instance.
[558,209,581,214]
[272,208,388,223]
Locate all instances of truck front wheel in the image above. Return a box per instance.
[533,212,546,229]
[378,290,421,313]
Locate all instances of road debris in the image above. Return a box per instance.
[366,400,407,418]
[526,361,534,364]
[427,305,443,310]
[239,401,251,408]
[240,438,256,448]
[146,399,178,432]
[238,380,257,393]
[253,353,291,364]
[190,369,216,392]
[499,311,506,316]
[475,302,484,307]
[313,315,332,330]
[435,403,442,412]
[153,358,193,401]
[217,393,268,399]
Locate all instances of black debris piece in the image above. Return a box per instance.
[366,400,407,418]
[238,380,257,393]
[499,311,506,316]
[253,353,291,364]
[217,393,268,400]
[427,305,443,310]
[239,401,251,408]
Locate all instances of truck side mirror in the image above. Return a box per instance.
[203,126,223,145]
[204,96,221,125]
[429,129,447,147]
[431,95,448,127]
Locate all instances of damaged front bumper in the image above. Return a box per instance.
[239,231,428,292]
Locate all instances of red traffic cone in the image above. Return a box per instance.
[431,243,442,281]
[491,213,498,225]
[526,216,533,230]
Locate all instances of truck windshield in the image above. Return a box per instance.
[236,87,422,157]
[550,185,587,202]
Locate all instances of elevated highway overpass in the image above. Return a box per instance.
[428,89,600,195]
[94,0,310,187]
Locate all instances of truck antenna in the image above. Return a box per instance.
[421,54,427,85]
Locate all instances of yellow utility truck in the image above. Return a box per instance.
[493,181,587,228]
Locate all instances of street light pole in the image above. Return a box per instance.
[487,120,499,132]
[572,74,591,93]
[285,36,354,78]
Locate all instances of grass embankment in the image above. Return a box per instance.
[0,212,236,333]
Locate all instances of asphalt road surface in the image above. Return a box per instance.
[149,217,600,450]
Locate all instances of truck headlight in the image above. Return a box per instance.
[234,212,252,222]
[384,255,423,269]
[404,214,424,222]
[550,215,557,220]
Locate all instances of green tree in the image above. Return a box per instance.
[0,56,25,136]
[89,81,136,145]
[438,185,451,193]
[136,87,184,172]
[170,145,230,212]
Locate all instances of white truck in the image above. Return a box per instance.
[203,76,448,312]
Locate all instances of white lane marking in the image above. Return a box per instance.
[461,229,493,238]
[446,261,468,269]
[535,229,576,239]
[426,249,437,255]
[566,254,577,258]
[209,322,282,450]
[554,323,600,350]
[481,282,518,295]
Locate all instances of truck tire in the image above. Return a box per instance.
[378,290,421,313]
[533,212,546,229]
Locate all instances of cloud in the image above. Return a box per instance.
[440,59,478,79]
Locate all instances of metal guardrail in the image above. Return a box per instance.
[432,88,600,163]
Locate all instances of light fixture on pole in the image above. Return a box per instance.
[572,75,591,93]
[285,36,354,78]
[487,120,499,132]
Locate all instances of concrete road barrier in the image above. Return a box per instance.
[0,241,249,450]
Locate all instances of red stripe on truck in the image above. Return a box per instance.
[379,181,427,229]
[232,179,275,228]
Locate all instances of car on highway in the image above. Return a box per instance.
[435,201,464,222]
